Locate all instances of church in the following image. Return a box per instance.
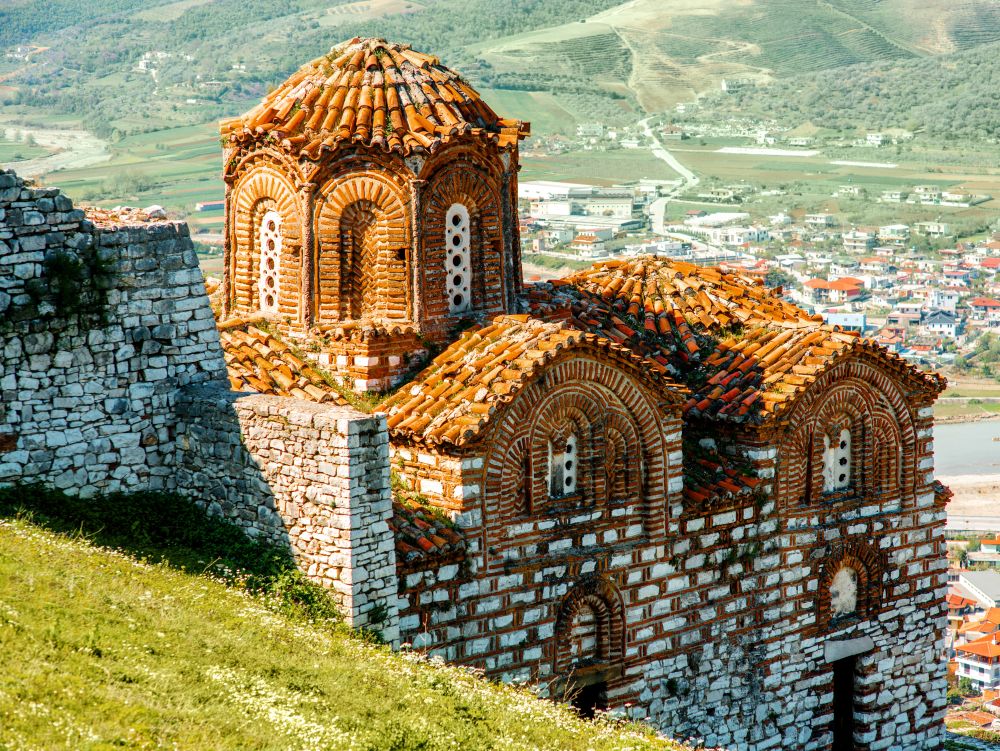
[217,37,949,751]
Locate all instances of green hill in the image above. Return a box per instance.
[705,39,1000,141]
[5,0,1000,140]
[0,488,683,751]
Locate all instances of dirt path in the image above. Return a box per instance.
[0,122,110,178]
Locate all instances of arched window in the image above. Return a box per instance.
[258,209,282,314]
[567,603,603,667]
[823,428,851,492]
[549,433,577,498]
[445,203,471,314]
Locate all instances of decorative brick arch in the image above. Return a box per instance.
[314,172,411,323]
[870,411,903,498]
[816,539,884,629]
[602,407,642,504]
[554,575,626,677]
[230,161,302,319]
[776,357,918,506]
[421,159,505,324]
[481,354,674,569]
[529,392,604,505]
[812,385,873,496]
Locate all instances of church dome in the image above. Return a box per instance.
[220,37,529,159]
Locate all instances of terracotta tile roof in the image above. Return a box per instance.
[683,438,761,506]
[390,494,467,570]
[970,297,1000,308]
[219,323,347,404]
[951,710,997,727]
[378,314,684,447]
[220,37,528,159]
[526,257,945,424]
[958,634,1000,659]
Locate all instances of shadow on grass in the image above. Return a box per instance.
[0,483,344,626]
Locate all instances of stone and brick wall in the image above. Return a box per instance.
[389,351,947,751]
[173,387,398,636]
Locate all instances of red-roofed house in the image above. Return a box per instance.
[956,632,1000,691]
[982,257,1000,273]
[970,297,1000,326]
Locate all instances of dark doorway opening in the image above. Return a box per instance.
[833,655,857,750]
[571,680,608,719]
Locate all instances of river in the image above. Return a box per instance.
[934,421,1000,476]
[0,122,110,178]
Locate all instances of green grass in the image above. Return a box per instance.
[478,88,577,135]
[0,487,684,751]
[50,121,224,214]
[0,137,52,163]
[934,402,1000,419]
[522,149,678,185]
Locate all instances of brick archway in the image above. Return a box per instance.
[421,159,505,324]
[816,540,884,630]
[314,172,411,323]
[554,575,625,678]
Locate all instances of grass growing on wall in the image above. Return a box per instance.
[0,487,688,751]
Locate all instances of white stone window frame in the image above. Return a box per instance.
[258,209,282,315]
[822,427,852,493]
[445,203,472,315]
[549,433,578,498]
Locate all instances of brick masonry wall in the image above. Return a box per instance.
[0,169,225,493]
[391,354,947,751]
[173,387,399,637]
[391,352,689,715]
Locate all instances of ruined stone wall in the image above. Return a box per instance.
[173,387,398,637]
[0,170,225,493]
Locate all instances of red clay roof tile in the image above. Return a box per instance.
[220,37,529,159]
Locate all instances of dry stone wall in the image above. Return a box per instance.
[173,387,398,637]
[0,169,401,636]
[0,169,225,493]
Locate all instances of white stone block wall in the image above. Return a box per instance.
[0,169,402,639]
[173,387,399,640]
[0,169,226,493]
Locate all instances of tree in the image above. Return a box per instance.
[765,269,796,290]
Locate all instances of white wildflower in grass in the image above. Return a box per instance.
[206,666,354,751]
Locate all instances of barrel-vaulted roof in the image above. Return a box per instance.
[220,37,529,159]
[379,315,684,448]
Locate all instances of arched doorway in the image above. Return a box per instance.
[554,577,625,717]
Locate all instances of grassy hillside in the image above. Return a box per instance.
[707,39,1000,141]
[5,0,1000,141]
[0,487,683,751]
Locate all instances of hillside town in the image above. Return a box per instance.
[519,162,1000,374]
[943,545,1000,736]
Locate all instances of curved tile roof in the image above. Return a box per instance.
[220,37,529,159]
[527,257,945,424]
[220,324,348,405]
[379,314,685,447]
[391,495,467,571]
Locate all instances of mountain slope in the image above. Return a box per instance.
[4,0,1000,138]
[707,39,1000,141]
